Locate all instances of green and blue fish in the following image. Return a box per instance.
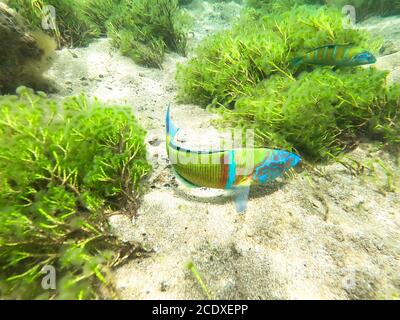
[291,44,377,68]
[166,106,301,213]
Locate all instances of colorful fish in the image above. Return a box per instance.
[166,106,301,213]
[291,45,377,68]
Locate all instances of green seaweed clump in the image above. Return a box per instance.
[6,0,191,67]
[246,0,400,21]
[224,68,400,160]
[246,0,322,13]
[0,87,151,299]
[177,5,376,107]
[7,0,101,47]
[326,0,400,21]
[178,0,194,5]
[107,0,191,68]
[177,5,400,161]
[82,0,122,35]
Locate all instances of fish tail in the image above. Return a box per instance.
[290,57,303,68]
[166,105,179,141]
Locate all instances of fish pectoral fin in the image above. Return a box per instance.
[332,66,340,72]
[232,185,251,213]
[290,57,303,68]
[171,167,199,189]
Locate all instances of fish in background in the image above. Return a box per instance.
[291,44,377,68]
[165,106,301,213]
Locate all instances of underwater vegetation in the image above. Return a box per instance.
[246,0,400,21]
[177,5,376,107]
[178,0,195,5]
[325,0,400,21]
[107,0,191,68]
[186,261,213,299]
[83,0,122,36]
[177,4,400,161]
[7,0,100,47]
[6,0,191,69]
[0,87,151,299]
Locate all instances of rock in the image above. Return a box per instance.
[0,3,56,93]
[359,16,400,56]
[148,138,161,146]
[160,281,169,292]
[359,15,400,83]
[185,0,243,46]
[376,51,400,84]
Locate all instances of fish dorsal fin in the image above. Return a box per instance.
[304,44,350,54]
[166,105,227,154]
[168,143,227,155]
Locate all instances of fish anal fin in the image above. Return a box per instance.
[232,185,250,213]
[290,57,303,68]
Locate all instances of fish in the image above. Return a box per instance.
[165,106,301,213]
[291,45,377,68]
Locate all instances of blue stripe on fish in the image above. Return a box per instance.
[323,46,328,60]
[344,47,350,60]
[333,46,337,62]
[225,150,236,189]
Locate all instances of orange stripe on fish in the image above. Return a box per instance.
[317,48,324,60]
[220,153,229,188]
